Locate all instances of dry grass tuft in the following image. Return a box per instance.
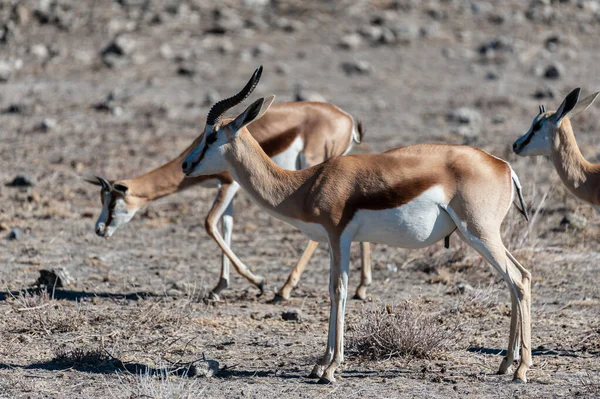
[346,299,458,361]
[109,367,204,399]
[578,370,600,395]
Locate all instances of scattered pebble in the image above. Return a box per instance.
[6,228,22,241]
[560,213,587,230]
[6,175,35,187]
[338,33,362,50]
[0,61,13,82]
[189,358,220,378]
[340,60,372,76]
[544,63,563,79]
[282,309,302,322]
[447,107,481,125]
[38,118,57,132]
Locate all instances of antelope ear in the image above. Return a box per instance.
[113,183,130,196]
[570,91,600,118]
[228,95,276,135]
[82,174,103,186]
[553,88,580,124]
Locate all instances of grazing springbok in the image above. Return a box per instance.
[182,66,531,383]
[513,88,600,213]
[84,99,372,301]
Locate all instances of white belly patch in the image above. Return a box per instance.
[271,136,304,171]
[351,186,455,248]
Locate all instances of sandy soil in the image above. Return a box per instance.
[0,1,599,398]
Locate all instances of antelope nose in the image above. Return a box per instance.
[182,161,189,172]
[512,142,518,151]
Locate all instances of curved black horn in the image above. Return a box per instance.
[206,66,263,126]
[96,175,112,191]
[538,105,543,114]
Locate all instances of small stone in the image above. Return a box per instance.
[177,65,196,77]
[0,61,13,82]
[102,35,136,57]
[340,60,372,76]
[447,107,481,125]
[204,89,221,106]
[544,63,563,79]
[0,223,9,232]
[36,268,75,288]
[6,175,35,187]
[6,228,22,241]
[217,39,235,54]
[253,43,274,57]
[31,44,49,59]
[294,86,326,102]
[338,33,362,50]
[532,87,555,100]
[560,213,587,230]
[391,23,419,44]
[478,37,513,57]
[189,359,219,378]
[209,8,244,34]
[491,115,505,124]
[455,282,474,294]
[282,309,302,322]
[386,264,398,272]
[275,62,291,75]
[38,118,57,132]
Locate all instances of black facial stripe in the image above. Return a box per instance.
[520,130,535,148]
[189,133,216,170]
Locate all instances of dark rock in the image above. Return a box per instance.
[544,63,563,79]
[36,268,75,288]
[208,7,244,34]
[6,228,22,241]
[282,309,302,322]
[532,87,555,100]
[102,35,136,58]
[340,60,372,76]
[447,107,481,125]
[560,213,587,230]
[6,176,35,187]
[38,118,57,132]
[478,37,513,57]
[177,65,196,77]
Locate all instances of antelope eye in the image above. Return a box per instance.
[532,119,543,132]
[206,133,217,144]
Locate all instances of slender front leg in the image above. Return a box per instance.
[314,236,351,384]
[204,182,265,299]
[211,198,234,298]
[353,242,372,300]
[274,240,319,302]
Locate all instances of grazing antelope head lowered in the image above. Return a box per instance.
[513,88,599,156]
[182,66,275,177]
[83,175,138,237]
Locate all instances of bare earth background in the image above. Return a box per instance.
[0,1,599,398]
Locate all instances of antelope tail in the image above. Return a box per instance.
[510,168,529,221]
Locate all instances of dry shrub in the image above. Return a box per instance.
[346,299,457,361]
[9,290,86,334]
[448,283,501,318]
[54,345,111,367]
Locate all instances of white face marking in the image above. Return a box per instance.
[271,136,305,171]
[351,186,455,248]
[96,191,137,237]
[513,114,553,157]
[183,125,230,177]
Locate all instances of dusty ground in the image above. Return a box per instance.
[0,0,599,398]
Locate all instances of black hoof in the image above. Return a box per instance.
[307,371,321,379]
[268,294,287,304]
[317,377,333,385]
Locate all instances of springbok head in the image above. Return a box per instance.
[182,66,275,177]
[513,88,600,157]
[83,175,137,238]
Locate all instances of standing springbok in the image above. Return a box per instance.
[84,97,372,301]
[513,88,600,213]
[182,67,531,384]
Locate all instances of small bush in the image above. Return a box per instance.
[346,300,457,361]
[54,345,110,367]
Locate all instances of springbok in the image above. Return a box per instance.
[84,98,372,301]
[513,88,600,213]
[182,66,531,384]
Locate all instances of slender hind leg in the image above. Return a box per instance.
[498,288,521,374]
[445,207,531,382]
[274,240,319,302]
[353,242,372,300]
